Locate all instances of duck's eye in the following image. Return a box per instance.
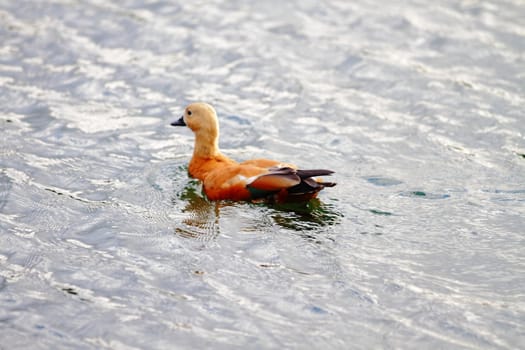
[187,110,192,116]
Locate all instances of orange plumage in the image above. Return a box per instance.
[171,102,335,202]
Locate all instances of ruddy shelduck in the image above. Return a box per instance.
[171,102,335,202]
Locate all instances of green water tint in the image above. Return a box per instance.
[177,179,204,203]
[365,176,403,187]
[412,191,427,197]
[369,209,393,216]
[400,191,451,199]
[267,198,342,231]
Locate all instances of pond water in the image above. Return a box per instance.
[1,0,524,349]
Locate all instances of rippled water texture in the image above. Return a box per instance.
[1,1,525,349]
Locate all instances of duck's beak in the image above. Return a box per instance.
[170,116,186,127]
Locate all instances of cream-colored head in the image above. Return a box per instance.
[171,102,221,158]
[172,102,219,135]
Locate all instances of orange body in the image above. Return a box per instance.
[190,157,297,201]
[171,103,335,202]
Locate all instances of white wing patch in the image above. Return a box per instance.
[221,174,249,188]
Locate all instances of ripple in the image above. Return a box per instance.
[0,170,12,212]
[172,178,221,241]
[399,191,451,199]
[368,209,394,216]
[365,176,403,187]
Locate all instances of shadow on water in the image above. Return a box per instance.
[172,179,342,240]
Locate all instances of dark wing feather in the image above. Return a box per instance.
[247,167,336,202]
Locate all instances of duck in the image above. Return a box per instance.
[171,102,335,202]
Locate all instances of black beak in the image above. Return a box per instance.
[170,116,186,127]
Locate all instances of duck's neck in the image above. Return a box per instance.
[192,130,221,159]
[188,130,236,180]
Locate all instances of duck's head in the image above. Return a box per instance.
[171,102,219,135]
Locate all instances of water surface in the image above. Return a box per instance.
[1,0,524,349]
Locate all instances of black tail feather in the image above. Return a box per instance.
[287,169,336,196]
[296,169,334,179]
[254,167,336,202]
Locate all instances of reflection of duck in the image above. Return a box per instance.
[272,199,342,232]
[174,179,341,240]
[171,103,335,203]
[175,179,220,240]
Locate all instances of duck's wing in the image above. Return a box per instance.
[247,167,336,202]
[247,167,301,191]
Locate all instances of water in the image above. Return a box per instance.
[1,0,524,348]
